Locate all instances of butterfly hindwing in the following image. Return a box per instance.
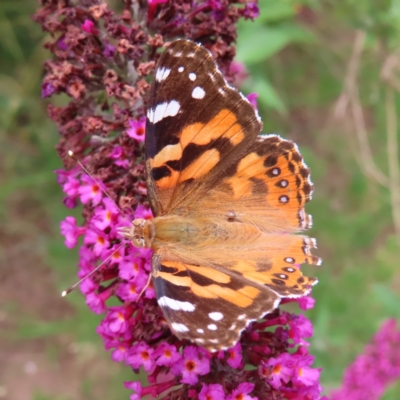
[152,252,280,351]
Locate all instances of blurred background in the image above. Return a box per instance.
[1,0,400,399]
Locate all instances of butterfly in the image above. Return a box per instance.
[120,39,320,352]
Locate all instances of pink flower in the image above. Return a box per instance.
[199,383,225,400]
[240,3,259,19]
[104,244,124,265]
[84,228,110,256]
[104,307,131,335]
[294,363,321,387]
[111,342,130,362]
[117,267,149,300]
[78,174,103,205]
[134,204,153,219]
[288,315,313,346]
[116,281,141,302]
[126,117,146,142]
[154,343,181,367]
[85,291,106,314]
[297,296,316,310]
[118,254,144,281]
[247,92,258,109]
[144,281,156,299]
[172,346,210,385]
[60,216,85,248]
[261,353,293,389]
[226,342,243,368]
[127,342,155,372]
[110,145,130,168]
[331,319,400,400]
[230,61,248,87]
[227,382,257,400]
[79,278,97,295]
[124,381,142,400]
[92,198,120,230]
[63,177,80,198]
[81,19,98,35]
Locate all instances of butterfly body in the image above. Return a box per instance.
[152,216,263,247]
[121,40,320,351]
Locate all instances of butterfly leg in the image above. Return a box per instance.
[136,272,153,302]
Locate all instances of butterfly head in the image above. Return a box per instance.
[118,218,155,248]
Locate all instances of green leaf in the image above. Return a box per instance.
[237,25,314,65]
[237,27,291,64]
[258,0,297,23]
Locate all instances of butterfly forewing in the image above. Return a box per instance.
[143,40,319,351]
[146,39,262,216]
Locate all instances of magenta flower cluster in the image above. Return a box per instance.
[331,319,400,400]
[35,0,324,398]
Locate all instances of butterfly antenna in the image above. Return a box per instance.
[61,240,128,296]
[67,150,131,222]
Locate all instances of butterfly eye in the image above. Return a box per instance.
[132,237,146,248]
[133,218,145,227]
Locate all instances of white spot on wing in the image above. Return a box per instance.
[147,100,180,124]
[209,339,219,344]
[208,312,224,321]
[279,195,288,203]
[237,314,246,320]
[171,322,189,333]
[197,328,204,334]
[273,297,281,309]
[155,67,171,82]
[207,324,217,331]
[178,66,184,72]
[158,296,195,312]
[192,86,205,99]
[189,72,196,81]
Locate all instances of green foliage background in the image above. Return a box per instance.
[1,0,400,399]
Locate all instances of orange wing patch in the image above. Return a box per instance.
[180,109,244,147]
[149,108,245,191]
[188,135,314,233]
[225,143,312,206]
[223,235,319,298]
[154,260,261,308]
